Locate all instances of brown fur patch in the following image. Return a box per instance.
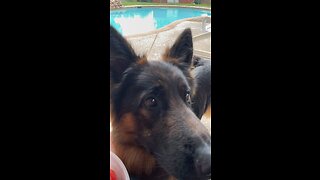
[167,176,178,180]
[112,113,137,144]
[162,47,180,64]
[203,104,211,118]
[111,113,157,175]
[112,142,156,175]
[162,47,170,60]
[139,108,150,119]
[137,55,148,65]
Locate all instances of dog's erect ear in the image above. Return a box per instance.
[110,26,138,83]
[163,28,193,69]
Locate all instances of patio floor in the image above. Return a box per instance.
[126,17,211,60]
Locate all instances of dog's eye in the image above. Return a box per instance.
[144,97,158,108]
[186,91,191,104]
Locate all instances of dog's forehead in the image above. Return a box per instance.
[136,61,188,87]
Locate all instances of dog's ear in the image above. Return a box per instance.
[110,26,138,84]
[163,28,193,70]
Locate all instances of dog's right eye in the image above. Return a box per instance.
[144,97,158,108]
[185,90,191,104]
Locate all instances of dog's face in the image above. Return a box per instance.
[110,26,211,180]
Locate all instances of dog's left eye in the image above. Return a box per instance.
[186,91,191,104]
[144,97,158,108]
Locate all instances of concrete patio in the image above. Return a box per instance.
[126,16,211,60]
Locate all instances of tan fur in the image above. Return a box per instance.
[203,104,211,118]
[168,176,178,180]
[112,141,156,175]
[137,55,148,65]
[110,112,157,176]
[162,47,170,60]
[112,113,137,145]
[162,47,180,64]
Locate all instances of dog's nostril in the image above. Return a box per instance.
[184,144,192,150]
[184,144,195,154]
[194,145,211,176]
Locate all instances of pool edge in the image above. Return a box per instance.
[125,16,210,39]
[110,5,211,11]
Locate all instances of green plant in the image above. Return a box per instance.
[194,0,201,4]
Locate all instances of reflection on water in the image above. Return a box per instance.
[114,11,157,36]
[110,7,211,36]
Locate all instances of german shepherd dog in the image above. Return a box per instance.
[191,56,211,119]
[110,26,211,180]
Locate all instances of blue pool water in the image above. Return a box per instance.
[110,7,211,36]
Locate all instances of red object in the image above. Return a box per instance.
[110,169,117,180]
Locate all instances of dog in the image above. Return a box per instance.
[191,56,211,119]
[110,25,211,180]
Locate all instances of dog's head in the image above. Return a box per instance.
[110,26,211,180]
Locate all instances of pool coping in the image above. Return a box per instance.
[118,5,211,11]
[110,5,211,38]
[126,16,210,38]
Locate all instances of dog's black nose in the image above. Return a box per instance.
[194,145,211,176]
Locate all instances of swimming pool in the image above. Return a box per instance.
[110,7,211,36]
